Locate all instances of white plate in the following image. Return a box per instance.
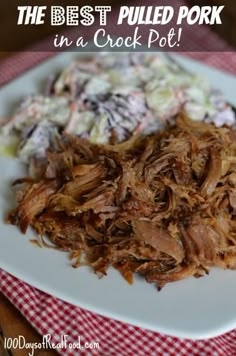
[0,52,236,340]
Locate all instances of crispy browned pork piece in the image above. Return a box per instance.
[7,114,236,289]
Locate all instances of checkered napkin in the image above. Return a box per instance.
[0,270,236,356]
[0,1,236,354]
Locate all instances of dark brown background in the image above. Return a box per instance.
[0,0,119,55]
[0,0,235,56]
[187,0,236,48]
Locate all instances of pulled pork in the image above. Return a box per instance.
[7,114,236,289]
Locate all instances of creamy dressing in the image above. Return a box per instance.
[0,53,235,176]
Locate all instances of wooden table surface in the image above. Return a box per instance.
[0,293,58,355]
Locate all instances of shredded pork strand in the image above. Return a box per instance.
[7,114,236,289]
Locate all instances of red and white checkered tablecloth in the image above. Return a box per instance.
[0,269,236,356]
[0,1,236,354]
